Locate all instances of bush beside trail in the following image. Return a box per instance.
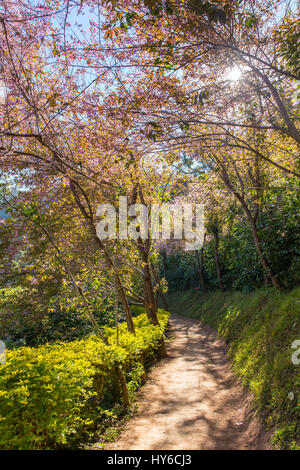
[0,309,169,450]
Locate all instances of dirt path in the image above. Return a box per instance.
[106,315,269,450]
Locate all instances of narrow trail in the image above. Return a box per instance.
[106,315,269,450]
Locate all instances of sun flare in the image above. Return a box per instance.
[225,65,242,81]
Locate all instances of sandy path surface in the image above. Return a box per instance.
[106,315,269,450]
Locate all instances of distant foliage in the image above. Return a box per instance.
[0,286,122,348]
[161,181,300,292]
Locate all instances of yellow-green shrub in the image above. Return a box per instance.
[0,309,169,449]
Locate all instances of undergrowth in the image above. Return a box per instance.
[0,309,169,450]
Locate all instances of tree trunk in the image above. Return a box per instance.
[139,355,147,385]
[114,274,119,345]
[150,262,169,311]
[69,179,136,333]
[213,231,224,292]
[134,186,167,357]
[249,220,283,290]
[200,237,206,289]
[143,263,167,358]
[143,262,160,325]
[194,249,206,293]
[162,249,168,282]
[155,290,159,309]
[116,364,130,407]
[159,291,169,311]
[215,159,284,291]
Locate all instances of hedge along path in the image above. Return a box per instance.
[105,315,270,450]
[0,311,169,450]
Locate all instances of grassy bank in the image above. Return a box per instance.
[167,288,300,449]
[0,309,169,450]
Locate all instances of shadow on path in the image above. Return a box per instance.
[102,315,269,450]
